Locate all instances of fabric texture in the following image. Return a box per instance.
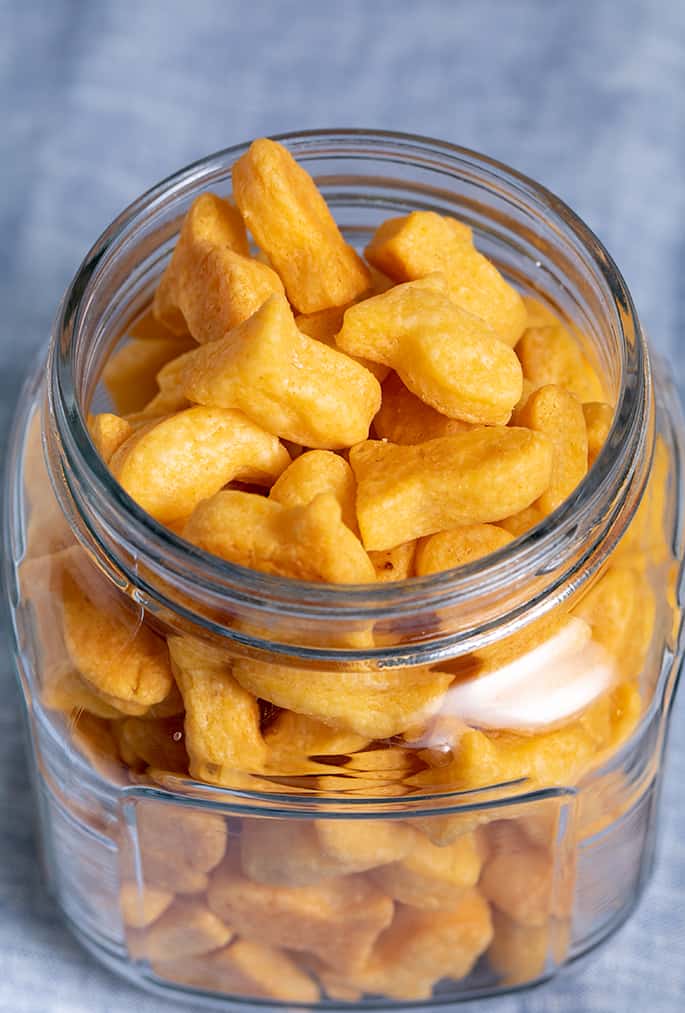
[1,1,683,1010]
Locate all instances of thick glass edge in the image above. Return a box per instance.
[50,129,649,623]
[13,632,683,817]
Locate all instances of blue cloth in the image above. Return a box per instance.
[1,1,684,1010]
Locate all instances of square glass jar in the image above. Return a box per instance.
[4,130,685,1008]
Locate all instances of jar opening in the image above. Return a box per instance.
[47,129,652,661]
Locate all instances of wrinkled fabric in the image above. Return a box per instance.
[1,1,684,1010]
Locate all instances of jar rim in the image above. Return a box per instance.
[48,128,651,656]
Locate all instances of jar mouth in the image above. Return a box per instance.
[49,128,651,655]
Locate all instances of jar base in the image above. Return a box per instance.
[58,870,655,1011]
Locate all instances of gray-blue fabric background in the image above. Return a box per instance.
[1,1,684,1010]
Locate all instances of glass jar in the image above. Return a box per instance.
[4,130,684,1008]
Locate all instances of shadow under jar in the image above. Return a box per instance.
[4,130,685,1009]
